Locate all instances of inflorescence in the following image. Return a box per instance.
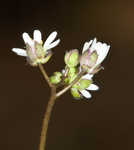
[12,29,110,99]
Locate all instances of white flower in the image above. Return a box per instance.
[12,30,60,57]
[12,30,60,66]
[79,74,99,99]
[81,38,110,73]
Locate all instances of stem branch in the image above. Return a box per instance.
[38,66,85,150]
[39,64,53,87]
[56,70,85,98]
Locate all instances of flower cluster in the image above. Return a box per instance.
[50,38,110,99]
[12,30,110,99]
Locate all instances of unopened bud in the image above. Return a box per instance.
[50,72,62,84]
[71,87,81,99]
[68,67,78,76]
[64,49,79,68]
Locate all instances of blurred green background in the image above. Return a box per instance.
[3,0,134,149]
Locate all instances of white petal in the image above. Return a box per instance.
[44,39,60,50]
[33,30,42,43]
[90,38,97,52]
[96,44,110,66]
[22,33,33,46]
[82,74,93,80]
[12,48,27,56]
[86,84,99,91]
[89,38,110,67]
[80,90,92,99]
[82,40,93,53]
[44,31,58,48]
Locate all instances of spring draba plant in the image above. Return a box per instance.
[12,29,110,150]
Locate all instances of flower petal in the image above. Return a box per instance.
[86,84,99,91]
[44,31,58,48]
[12,48,27,56]
[44,39,60,50]
[22,33,33,46]
[82,40,93,53]
[80,90,92,99]
[33,30,42,43]
[96,44,110,66]
[90,38,97,52]
[89,38,110,67]
[82,74,93,80]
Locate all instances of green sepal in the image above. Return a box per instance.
[69,73,78,84]
[26,42,52,66]
[64,77,70,84]
[63,67,78,85]
[80,51,98,71]
[54,72,62,77]
[64,50,79,68]
[35,42,46,58]
[68,67,78,76]
[78,79,92,90]
[37,52,52,64]
[72,83,79,89]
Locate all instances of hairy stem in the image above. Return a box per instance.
[39,64,53,87]
[39,87,56,150]
[56,70,86,98]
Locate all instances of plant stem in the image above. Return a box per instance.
[39,64,53,87]
[38,68,85,150]
[39,87,56,150]
[56,70,86,98]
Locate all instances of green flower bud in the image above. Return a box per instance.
[50,72,62,84]
[64,49,79,67]
[64,77,70,84]
[71,87,81,99]
[64,73,78,85]
[64,67,78,84]
[68,73,78,84]
[80,50,98,71]
[68,67,78,76]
